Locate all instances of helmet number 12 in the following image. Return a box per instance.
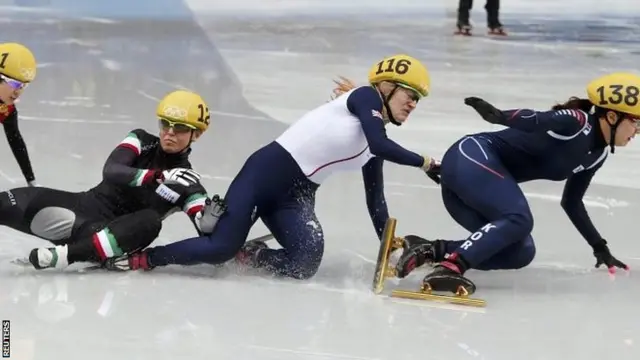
[0,53,8,69]
[375,57,411,75]
[596,84,639,107]
[197,103,210,125]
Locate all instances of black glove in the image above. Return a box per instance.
[425,161,441,184]
[592,240,629,274]
[464,97,504,125]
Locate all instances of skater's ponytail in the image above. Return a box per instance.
[552,97,594,112]
[330,76,357,100]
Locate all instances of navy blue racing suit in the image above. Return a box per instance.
[438,108,609,270]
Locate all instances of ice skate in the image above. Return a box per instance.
[454,23,472,36]
[28,245,70,270]
[372,218,405,294]
[102,251,154,271]
[392,255,486,307]
[235,237,270,267]
[394,235,446,278]
[488,26,507,36]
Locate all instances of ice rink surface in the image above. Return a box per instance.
[0,0,639,359]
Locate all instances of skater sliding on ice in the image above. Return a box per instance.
[0,90,226,270]
[0,42,39,187]
[389,72,638,300]
[108,54,441,280]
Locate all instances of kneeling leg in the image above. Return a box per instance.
[29,209,162,269]
[441,187,536,270]
[251,205,325,280]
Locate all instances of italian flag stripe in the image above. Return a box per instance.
[183,193,207,216]
[92,228,124,260]
[118,133,142,155]
[129,169,154,187]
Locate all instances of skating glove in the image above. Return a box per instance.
[422,156,441,184]
[195,194,227,234]
[158,168,201,187]
[464,97,504,125]
[592,240,629,274]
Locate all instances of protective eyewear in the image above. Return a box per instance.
[627,116,640,133]
[158,118,197,134]
[0,74,28,90]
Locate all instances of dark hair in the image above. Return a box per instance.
[551,97,594,112]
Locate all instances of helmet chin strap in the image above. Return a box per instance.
[377,84,402,126]
[607,112,623,154]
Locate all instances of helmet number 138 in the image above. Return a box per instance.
[596,84,639,107]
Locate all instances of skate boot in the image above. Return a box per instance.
[454,23,472,36]
[488,26,507,36]
[103,251,153,271]
[422,252,476,296]
[28,245,69,270]
[235,239,268,267]
[395,235,446,278]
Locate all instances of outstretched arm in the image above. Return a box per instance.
[102,130,160,187]
[464,97,589,137]
[362,157,389,239]
[560,163,605,248]
[561,157,628,272]
[347,87,434,169]
[3,112,35,184]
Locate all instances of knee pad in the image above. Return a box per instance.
[512,237,536,269]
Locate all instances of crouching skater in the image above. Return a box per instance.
[395,72,636,295]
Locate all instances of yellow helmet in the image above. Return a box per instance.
[368,54,430,98]
[0,42,37,83]
[156,90,210,132]
[587,72,640,117]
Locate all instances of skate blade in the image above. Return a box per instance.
[390,287,486,308]
[372,218,404,294]
[10,257,31,267]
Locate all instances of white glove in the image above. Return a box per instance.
[195,194,227,234]
[160,168,201,187]
[27,180,39,187]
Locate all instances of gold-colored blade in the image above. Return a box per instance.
[372,218,399,294]
[390,289,487,308]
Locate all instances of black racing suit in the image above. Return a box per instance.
[1,104,36,184]
[0,128,208,265]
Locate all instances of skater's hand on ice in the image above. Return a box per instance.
[464,97,503,124]
[593,240,629,275]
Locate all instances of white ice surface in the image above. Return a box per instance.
[0,1,640,360]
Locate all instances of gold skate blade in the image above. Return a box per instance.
[390,289,487,307]
[372,218,402,294]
